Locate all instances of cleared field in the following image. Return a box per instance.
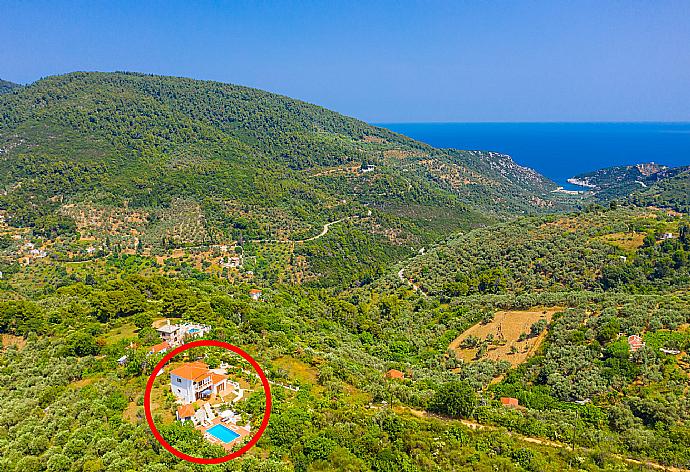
[597,232,646,250]
[272,356,318,384]
[449,308,561,366]
[152,317,181,329]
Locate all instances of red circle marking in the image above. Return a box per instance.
[144,340,272,464]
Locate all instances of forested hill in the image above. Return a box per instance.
[569,162,689,202]
[393,205,690,297]
[0,72,563,285]
[630,168,690,213]
[0,79,21,94]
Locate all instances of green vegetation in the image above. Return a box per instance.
[0,79,21,95]
[0,72,689,471]
[631,169,690,213]
[0,72,571,287]
[400,206,690,297]
[570,162,689,203]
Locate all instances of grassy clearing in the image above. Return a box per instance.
[272,356,318,384]
[597,232,646,251]
[1,334,27,350]
[102,322,139,346]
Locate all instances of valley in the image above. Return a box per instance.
[0,73,689,471]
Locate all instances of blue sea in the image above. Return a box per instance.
[375,122,690,188]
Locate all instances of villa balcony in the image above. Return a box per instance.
[194,378,212,392]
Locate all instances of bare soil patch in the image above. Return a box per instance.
[449,308,561,366]
[1,334,26,350]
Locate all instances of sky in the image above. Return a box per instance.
[2,0,689,122]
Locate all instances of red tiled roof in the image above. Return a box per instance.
[170,362,211,382]
[177,404,195,418]
[211,372,228,384]
[249,289,262,294]
[149,341,170,354]
[500,397,519,406]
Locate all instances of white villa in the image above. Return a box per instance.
[219,255,242,268]
[170,361,230,404]
[156,320,211,347]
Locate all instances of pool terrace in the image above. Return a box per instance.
[198,417,251,451]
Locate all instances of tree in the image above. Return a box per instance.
[530,319,548,337]
[679,221,690,245]
[429,381,477,419]
[133,311,153,330]
[67,331,101,357]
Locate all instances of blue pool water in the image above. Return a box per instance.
[375,122,690,188]
[188,328,200,333]
[207,424,240,443]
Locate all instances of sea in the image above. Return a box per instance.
[374,122,690,189]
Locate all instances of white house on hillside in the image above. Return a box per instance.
[170,361,229,404]
[157,323,183,345]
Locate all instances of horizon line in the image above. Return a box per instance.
[371,120,690,125]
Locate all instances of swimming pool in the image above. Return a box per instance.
[207,424,240,443]
[188,328,200,333]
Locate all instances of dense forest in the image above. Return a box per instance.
[0,72,580,287]
[1,72,689,471]
[0,79,21,95]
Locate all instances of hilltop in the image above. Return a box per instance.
[0,79,21,95]
[0,72,563,286]
[568,162,689,202]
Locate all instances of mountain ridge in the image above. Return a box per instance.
[0,71,563,286]
[567,162,690,202]
[0,79,21,95]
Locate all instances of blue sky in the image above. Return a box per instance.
[2,0,689,122]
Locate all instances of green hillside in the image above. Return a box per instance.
[395,205,690,297]
[568,162,689,202]
[0,79,21,95]
[0,72,564,286]
[4,72,689,470]
[2,205,689,470]
[630,169,690,212]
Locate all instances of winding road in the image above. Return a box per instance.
[251,216,353,244]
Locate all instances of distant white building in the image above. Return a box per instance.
[148,341,170,356]
[156,320,211,346]
[660,232,674,240]
[157,323,183,346]
[628,334,645,352]
[219,255,242,268]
